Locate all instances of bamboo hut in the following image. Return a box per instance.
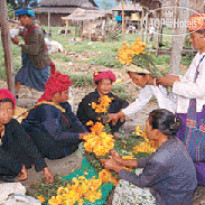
[34,0,98,26]
[61,8,112,40]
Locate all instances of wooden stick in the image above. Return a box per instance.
[0,0,15,93]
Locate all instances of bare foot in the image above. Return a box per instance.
[18,165,28,181]
[44,167,54,183]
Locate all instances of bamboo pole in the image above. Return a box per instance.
[121,0,125,42]
[0,0,15,93]
[48,12,51,33]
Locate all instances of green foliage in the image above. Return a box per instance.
[52,54,71,62]
[181,53,194,66]
[93,54,123,68]
[67,74,93,86]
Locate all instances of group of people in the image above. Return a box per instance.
[1,7,205,205]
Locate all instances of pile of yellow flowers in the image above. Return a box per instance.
[133,126,156,154]
[118,38,146,65]
[48,176,102,205]
[99,169,118,186]
[83,123,115,157]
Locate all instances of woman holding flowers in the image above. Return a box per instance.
[102,109,197,205]
[108,65,176,124]
[0,89,54,183]
[77,70,128,134]
[157,14,205,186]
[22,72,88,159]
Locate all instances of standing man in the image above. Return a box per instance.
[11,9,51,97]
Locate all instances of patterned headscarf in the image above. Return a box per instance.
[187,14,205,31]
[37,72,72,102]
[93,70,116,83]
[0,89,16,109]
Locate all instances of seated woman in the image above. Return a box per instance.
[22,72,88,159]
[102,109,197,205]
[108,66,176,124]
[0,89,54,183]
[77,70,128,134]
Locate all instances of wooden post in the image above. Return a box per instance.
[156,9,161,56]
[65,20,68,36]
[48,12,51,33]
[144,9,149,43]
[121,0,125,42]
[140,8,144,41]
[0,0,15,93]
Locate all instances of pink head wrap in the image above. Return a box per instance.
[93,70,116,83]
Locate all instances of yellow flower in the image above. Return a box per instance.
[37,195,45,203]
[86,120,94,126]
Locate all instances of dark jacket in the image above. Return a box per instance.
[1,119,47,173]
[77,90,128,133]
[22,102,87,159]
[119,138,197,205]
[22,27,50,69]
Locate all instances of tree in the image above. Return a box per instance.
[7,0,38,9]
[100,0,115,10]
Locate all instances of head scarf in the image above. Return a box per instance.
[187,13,205,31]
[93,70,116,83]
[37,72,72,103]
[0,89,16,109]
[125,65,150,74]
[15,9,35,18]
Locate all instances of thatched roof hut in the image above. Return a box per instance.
[34,0,98,26]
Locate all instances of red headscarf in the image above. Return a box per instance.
[37,72,72,102]
[93,70,116,83]
[0,89,16,109]
[187,13,205,31]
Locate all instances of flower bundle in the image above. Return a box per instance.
[48,176,102,205]
[83,123,115,157]
[118,38,165,78]
[133,126,156,154]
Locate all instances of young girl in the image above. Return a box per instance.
[77,70,128,134]
[0,89,54,183]
[102,109,197,205]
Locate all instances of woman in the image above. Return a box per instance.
[22,72,88,159]
[0,89,54,183]
[108,66,176,124]
[101,109,197,205]
[77,70,128,134]
[157,14,205,185]
[12,9,51,95]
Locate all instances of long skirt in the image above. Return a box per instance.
[176,105,205,186]
[29,132,79,160]
[15,54,50,92]
[112,169,156,205]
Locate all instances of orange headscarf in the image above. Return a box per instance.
[37,72,72,103]
[187,13,205,31]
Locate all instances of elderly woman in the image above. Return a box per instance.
[11,8,51,96]
[108,66,176,124]
[77,70,128,134]
[0,89,54,183]
[22,72,88,159]
[157,14,205,186]
[102,109,197,205]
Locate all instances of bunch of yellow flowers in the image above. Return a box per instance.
[98,169,118,186]
[118,38,146,65]
[91,95,113,113]
[48,176,102,205]
[83,124,115,157]
[133,126,156,154]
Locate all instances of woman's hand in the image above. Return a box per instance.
[156,74,180,86]
[79,132,90,140]
[43,167,54,183]
[100,158,122,173]
[11,37,20,45]
[108,111,125,126]
[111,150,123,165]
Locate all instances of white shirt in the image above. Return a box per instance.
[173,52,205,113]
[122,85,176,117]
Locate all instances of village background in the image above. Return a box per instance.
[0,0,205,204]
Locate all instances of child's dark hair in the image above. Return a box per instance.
[149,109,181,137]
[0,98,14,107]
